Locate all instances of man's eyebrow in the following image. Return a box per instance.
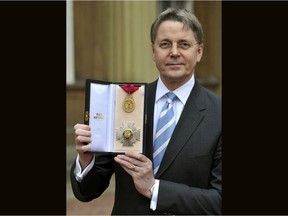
[159,38,171,42]
[159,39,191,42]
[178,39,191,42]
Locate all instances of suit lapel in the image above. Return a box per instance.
[155,81,206,178]
[144,80,158,160]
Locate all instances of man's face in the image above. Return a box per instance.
[152,20,203,89]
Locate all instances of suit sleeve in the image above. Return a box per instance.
[70,152,115,202]
[155,136,222,215]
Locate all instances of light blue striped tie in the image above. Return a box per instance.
[153,92,177,175]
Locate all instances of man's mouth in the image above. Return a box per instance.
[166,62,184,67]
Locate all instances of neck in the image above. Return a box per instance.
[160,75,193,91]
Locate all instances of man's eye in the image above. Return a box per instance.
[159,42,171,49]
[179,42,191,49]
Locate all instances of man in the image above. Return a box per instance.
[71,8,222,214]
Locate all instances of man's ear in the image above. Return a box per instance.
[196,43,204,63]
[151,43,156,61]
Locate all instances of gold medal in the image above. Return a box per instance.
[120,84,139,113]
[122,94,135,113]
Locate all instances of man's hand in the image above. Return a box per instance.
[74,123,94,169]
[114,151,155,199]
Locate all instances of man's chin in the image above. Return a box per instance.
[163,71,186,80]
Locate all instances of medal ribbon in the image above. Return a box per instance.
[120,84,139,94]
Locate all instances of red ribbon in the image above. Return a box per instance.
[120,84,139,94]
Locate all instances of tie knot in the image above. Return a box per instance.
[166,92,176,103]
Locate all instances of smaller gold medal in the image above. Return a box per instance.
[122,94,135,113]
[123,129,133,140]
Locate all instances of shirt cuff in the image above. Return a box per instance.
[74,154,95,182]
[150,179,160,211]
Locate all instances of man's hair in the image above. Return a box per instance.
[150,8,204,44]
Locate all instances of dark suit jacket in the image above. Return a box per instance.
[70,79,222,215]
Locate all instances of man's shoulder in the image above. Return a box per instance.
[202,86,221,100]
[193,81,221,110]
[195,81,220,99]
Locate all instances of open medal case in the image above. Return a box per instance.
[84,79,147,153]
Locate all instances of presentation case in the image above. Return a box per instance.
[84,79,147,153]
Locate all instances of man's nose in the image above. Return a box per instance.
[170,43,180,56]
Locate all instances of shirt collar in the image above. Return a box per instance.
[155,74,195,104]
